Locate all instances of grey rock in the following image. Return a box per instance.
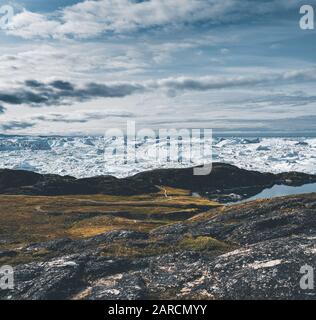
[1,193,316,300]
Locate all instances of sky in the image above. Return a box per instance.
[0,0,315,135]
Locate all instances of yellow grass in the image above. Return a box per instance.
[0,190,221,249]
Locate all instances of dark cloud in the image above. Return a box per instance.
[25,80,44,88]
[0,106,6,114]
[32,111,135,124]
[0,121,35,131]
[1,70,316,109]
[50,80,74,91]
[0,80,145,107]
[33,115,88,124]
[0,91,49,105]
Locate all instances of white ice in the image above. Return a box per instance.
[0,136,315,178]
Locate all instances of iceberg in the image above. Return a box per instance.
[0,136,314,178]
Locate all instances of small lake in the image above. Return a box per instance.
[240,182,316,203]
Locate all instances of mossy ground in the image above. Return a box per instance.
[99,233,235,259]
[0,187,220,254]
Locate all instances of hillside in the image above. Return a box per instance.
[0,164,315,300]
[0,193,315,300]
[1,163,315,199]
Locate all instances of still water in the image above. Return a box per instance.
[243,183,316,202]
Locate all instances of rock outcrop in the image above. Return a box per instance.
[1,194,315,300]
[0,169,158,196]
[1,163,315,197]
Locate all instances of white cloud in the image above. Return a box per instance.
[1,0,314,135]
[8,0,211,39]
[0,42,150,88]
[7,10,60,39]
[7,0,304,39]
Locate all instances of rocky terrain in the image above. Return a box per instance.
[0,194,315,300]
[0,164,315,300]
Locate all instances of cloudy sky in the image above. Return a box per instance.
[0,0,315,135]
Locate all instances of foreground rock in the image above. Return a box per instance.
[1,194,315,300]
[1,163,315,197]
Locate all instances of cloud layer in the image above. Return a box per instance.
[7,0,306,39]
[0,121,35,131]
[1,0,315,134]
[1,68,316,109]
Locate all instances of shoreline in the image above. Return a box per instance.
[1,163,316,198]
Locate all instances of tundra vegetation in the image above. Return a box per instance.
[0,165,315,299]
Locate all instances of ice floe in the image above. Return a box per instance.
[0,136,315,178]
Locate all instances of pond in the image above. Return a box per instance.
[240,182,316,203]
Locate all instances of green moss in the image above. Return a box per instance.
[100,233,235,259]
[178,234,233,252]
